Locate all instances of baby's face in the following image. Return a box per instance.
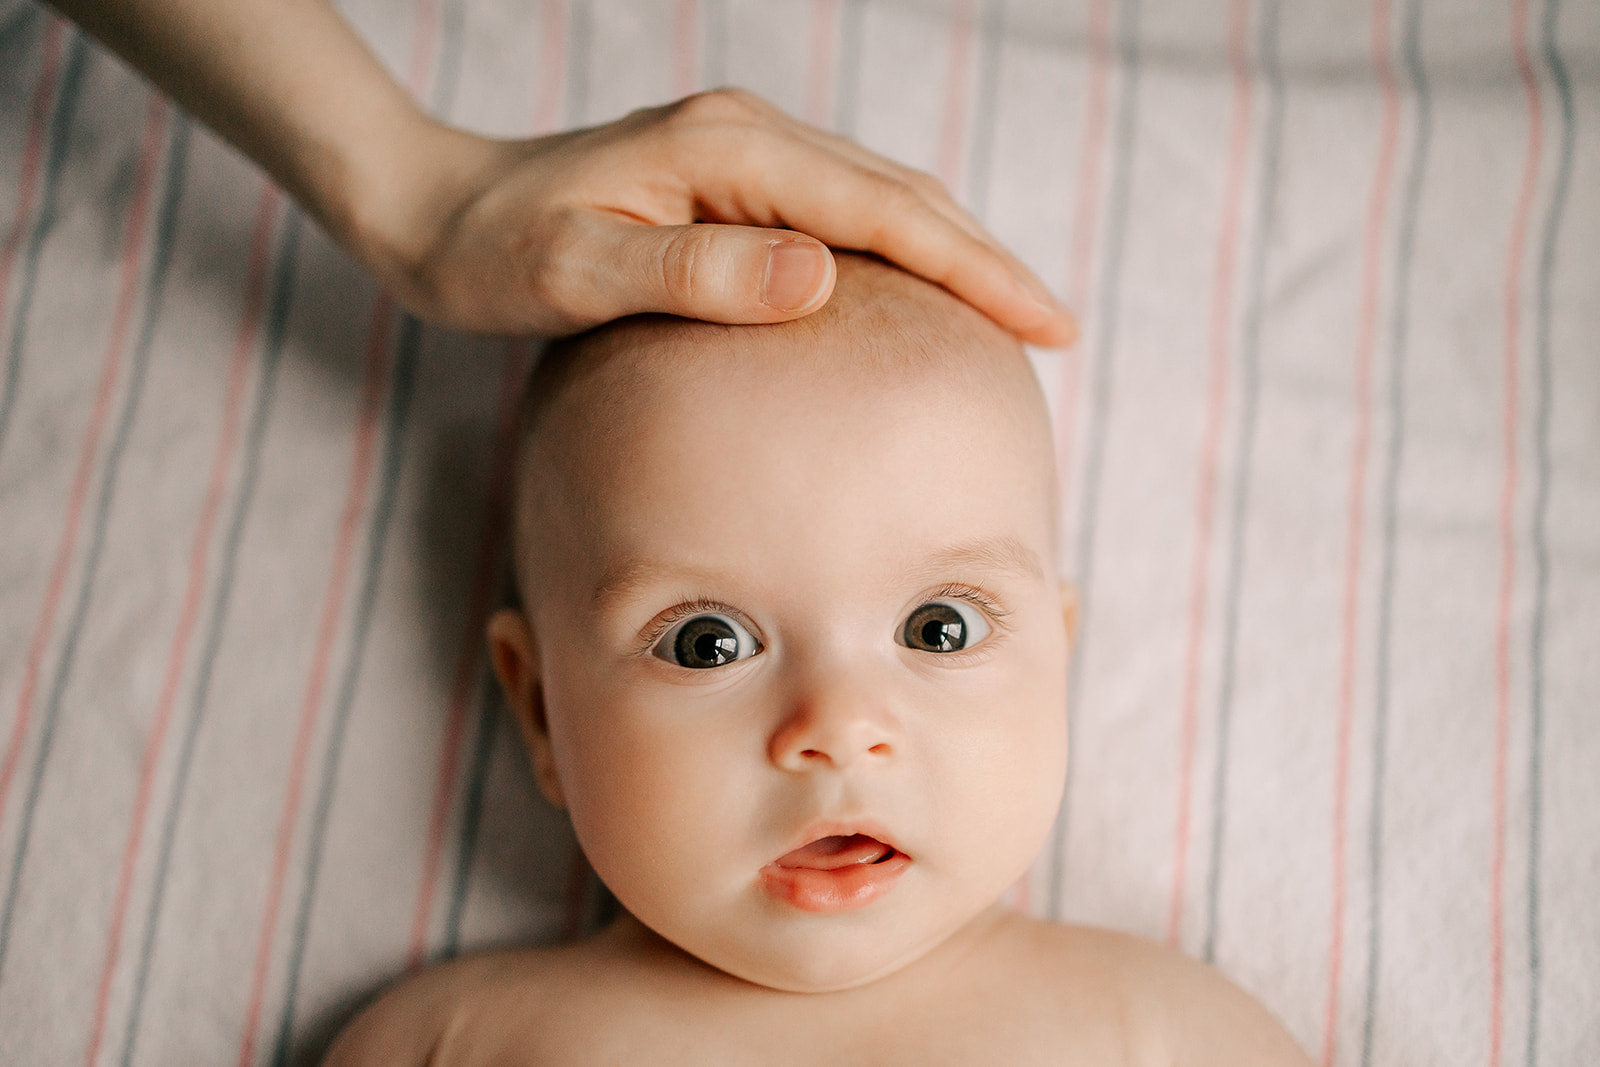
[492,261,1072,992]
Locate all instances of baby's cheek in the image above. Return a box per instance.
[962,671,1069,834]
[557,711,721,884]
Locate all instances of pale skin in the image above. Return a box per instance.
[324,258,1313,1065]
[50,0,1077,343]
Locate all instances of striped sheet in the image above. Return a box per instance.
[0,0,1595,1063]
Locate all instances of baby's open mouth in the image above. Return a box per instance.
[761,833,911,913]
[773,833,900,871]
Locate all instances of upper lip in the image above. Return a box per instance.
[771,818,909,863]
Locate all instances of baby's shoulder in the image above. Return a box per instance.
[1005,918,1313,1066]
[321,945,600,1067]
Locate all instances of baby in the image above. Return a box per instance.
[326,255,1312,1065]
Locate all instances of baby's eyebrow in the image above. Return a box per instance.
[914,535,1045,584]
[590,559,727,608]
[590,535,1043,608]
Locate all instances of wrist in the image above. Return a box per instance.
[324,113,505,299]
[315,105,445,268]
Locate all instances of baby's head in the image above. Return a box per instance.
[488,254,1075,993]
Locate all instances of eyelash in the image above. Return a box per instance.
[924,582,1011,625]
[635,597,753,656]
[633,585,1011,657]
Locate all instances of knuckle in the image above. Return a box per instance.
[523,215,590,319]
[657,227,719,306]
[877,173,928,217]
[667,86,767,128]
[903,167,949,200]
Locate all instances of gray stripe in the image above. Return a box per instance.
[0,30,88,465]
[702,0,728,89]
[566,0,592,126]
[268,313,422,1067]
[1526,0,1574,1063]
[1202,0,1283,967]
[965,0,1007,222]
[441,664,505,958]
[437,0,598,954]
[121,203,302,1067]
[1360,0,1430,1062]
[267,0,470,1048]
[834,0,866,137]
[1049,0,1141,918]
[0,3,43,52]
[0,95,173,988]
[431,0,466,121]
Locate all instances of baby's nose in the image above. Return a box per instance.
[768,688,896,772]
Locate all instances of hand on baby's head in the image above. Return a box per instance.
[487,254,1075,992]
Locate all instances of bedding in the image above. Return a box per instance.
[0,0,1596,1063]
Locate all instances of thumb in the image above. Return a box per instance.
[588,216,836,323]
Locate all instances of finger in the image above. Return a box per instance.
[542,211,837,326]
[647,95,1055,313]
[760,117,1050,291]
[712,116,1001,252]
[685,140,1077,346]
[799,142,1073,339]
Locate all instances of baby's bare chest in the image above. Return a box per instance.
[515,984,1157,1067]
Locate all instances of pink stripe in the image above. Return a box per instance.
[1054,0,1114,520]
[0,90,165,851]
[1064,0,1113,314]
[675,0,700,97]
[405,0,445,103]
[234,8,443,1057]
[936,0,977,195]
[806,0,840,127]
[235,295,395,1067]
[1323,1,1401,1061]
[532,0,569,135]
[406,344,527,968]
[0,18,64,335]
[404,1,568,961]
[83,109,280,1067]
[1167,0,1254,949]
[1494,2,1542,1063]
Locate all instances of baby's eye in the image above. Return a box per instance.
[899,599,992,653]
[652,613,762,669]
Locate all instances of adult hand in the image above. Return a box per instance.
[358,90,1076,344]
[55,0,1075,344]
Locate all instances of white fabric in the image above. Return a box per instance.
[0,0,1596,1063]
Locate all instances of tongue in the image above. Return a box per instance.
[774,834,894,871]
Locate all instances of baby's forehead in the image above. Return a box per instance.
[527,257,1032,436]
[510,257,1056,599]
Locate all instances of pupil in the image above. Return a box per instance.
[694,632,725,662]
[921,620,947,647]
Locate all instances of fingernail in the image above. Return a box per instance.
[763,241,830,311]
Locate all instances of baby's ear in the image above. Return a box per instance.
[1058,580,1080,650]
[486,608,566,810]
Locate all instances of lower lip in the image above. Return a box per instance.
[759,851,912,913]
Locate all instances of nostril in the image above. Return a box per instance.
[800,749,822,760]
[868,743,891,756]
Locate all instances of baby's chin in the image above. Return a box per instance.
[691,937,942,994]
[646,896,1008,995]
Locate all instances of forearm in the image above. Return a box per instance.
[42,2,1076,342]
[49,0,460,264]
